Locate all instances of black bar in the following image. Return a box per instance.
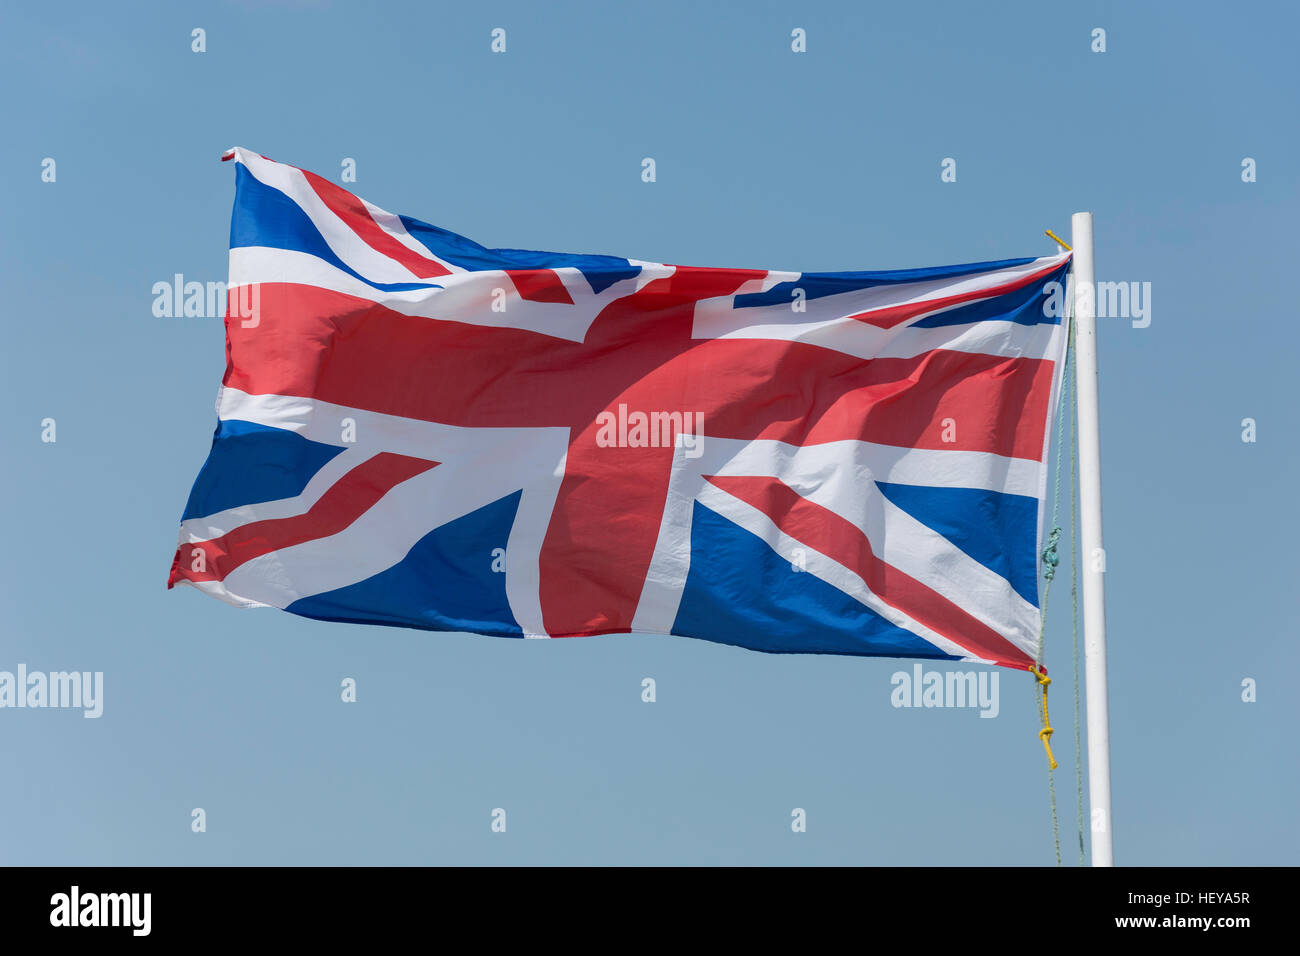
[0,866,1283,941]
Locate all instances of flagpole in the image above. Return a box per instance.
[1070,211,1114,867]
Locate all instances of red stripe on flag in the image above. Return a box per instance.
[223,284,1055,460]
[655,265,769,297]
[849,259,1066,329]
[506,270,575,304]
[533,265,773,637]
[168,452,438,587]
[693,338,1056,459]
[702,474,1035,669]
[300,169,453,279]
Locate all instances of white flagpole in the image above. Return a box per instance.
[1070,211,1114,866]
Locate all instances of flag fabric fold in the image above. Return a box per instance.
[170,147,1071,670]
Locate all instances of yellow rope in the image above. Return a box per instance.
[1045,229,1072,251]
[1028,664,1058,770]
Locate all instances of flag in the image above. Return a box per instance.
[169,147,1072,671]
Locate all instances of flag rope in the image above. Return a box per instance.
[1033,274,1076,866]
[1029,664,1058,770]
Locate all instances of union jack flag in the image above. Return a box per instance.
[169,147,1072,671]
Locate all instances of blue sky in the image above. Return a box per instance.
[0,0,1295,865]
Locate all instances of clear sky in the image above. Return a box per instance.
[1,0,1295,865]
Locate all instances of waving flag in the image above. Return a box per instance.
[169,147,1072,671]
